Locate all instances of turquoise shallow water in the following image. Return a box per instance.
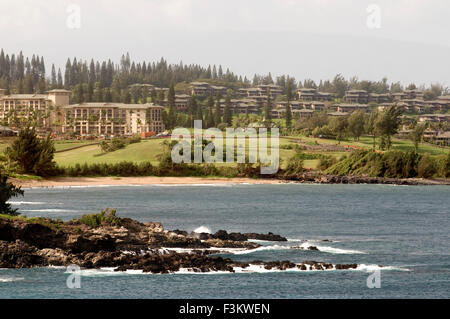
[1,184,449,298]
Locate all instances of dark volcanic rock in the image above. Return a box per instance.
[0,216,363,272]
[244,232,287,242]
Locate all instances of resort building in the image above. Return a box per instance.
[435,131,450,146]
[162,94,191,111]
[297,88,334,102]
[190,82,227,97]
[328,111,349,117]
[344,90,369,104]
[336,104,369,113]
[0,125,17,136]
[418,114,450,123]
[238,85,283,99]
[392,90,424,101]
[0,89,70,132]
[63,103,164,136]
[368,93,391,104]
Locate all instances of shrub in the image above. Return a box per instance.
[417,154,436,178]
[77,208,121,228]
[318,155,337,171]
[284,156,304,175]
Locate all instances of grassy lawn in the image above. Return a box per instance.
[55,139,165,167]
[53,140,99,152]
[288,135,449,156]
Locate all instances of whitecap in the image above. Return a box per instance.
[7,201,47,205]
[193,226,212,234]
[0,277,25,283]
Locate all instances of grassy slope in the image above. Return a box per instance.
[3,134,447,171]
[54,139,165,167]
[289,135,449,156]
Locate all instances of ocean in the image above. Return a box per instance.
[1,183,449,298]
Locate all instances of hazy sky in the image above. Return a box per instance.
[1,0,449,86]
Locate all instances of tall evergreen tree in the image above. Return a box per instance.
[285,79,292,128]
[214,93,222,125]
[223,95,232,126]
[264,91,272,126]
[167,83,177,129]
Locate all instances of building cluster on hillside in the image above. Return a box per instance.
[0,89,165,137]
[1,80,449,139]
[188,82,450,120]
[190,82,227,97]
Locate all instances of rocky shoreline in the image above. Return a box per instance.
[0,214,359,273]
[279,172,450,185]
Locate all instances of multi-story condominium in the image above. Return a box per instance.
[344,90,369,104]
[336,104,369,113]
[392,90,424,101]
[128,83,168,93]
[257,84,283,97]
[219,98,260,114]
[392,92,407,101]
[239,85,283,99]
[368,93,391,104]
[435,131,450,146]
[297,88,316,101]
[426,96,450,112]
[403,89,424,100]
[418,114,450,123]
[0,89,70,132]
[190,82,227,96]
[63,103,164,136]
[328,111,349,117]
[276,101,326,111]
[297,88,334,102]
[163,94,191,111]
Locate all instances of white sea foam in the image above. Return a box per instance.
[193,226,212,234]
[7,201,47,205]
[231,245,292,255]
[160,247,247,254]
[299,241,365,254]
[0,277,25,282]
[59,263,409,276]
[356,264,410,272]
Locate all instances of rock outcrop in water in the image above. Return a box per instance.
[0,215,360,273]
[191,229,287,242]
[281,172,450,185]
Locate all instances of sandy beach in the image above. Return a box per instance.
[11,176,285,188]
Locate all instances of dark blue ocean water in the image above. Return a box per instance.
[1,184,449,298]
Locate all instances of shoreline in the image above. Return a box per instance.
[11,176,286,188]
[10,175,450,188]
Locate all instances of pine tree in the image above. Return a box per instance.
[57,68,63,88]
[223,95,232,126]
[24,74,34,93]
[167,83,177,130]
[264,92,272,127]
[5,127,56,176]
[0,174,24,216]
[214,93,222,125]
[188,95,198,128]
[51,64,57,89]
[285,79,292,128]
